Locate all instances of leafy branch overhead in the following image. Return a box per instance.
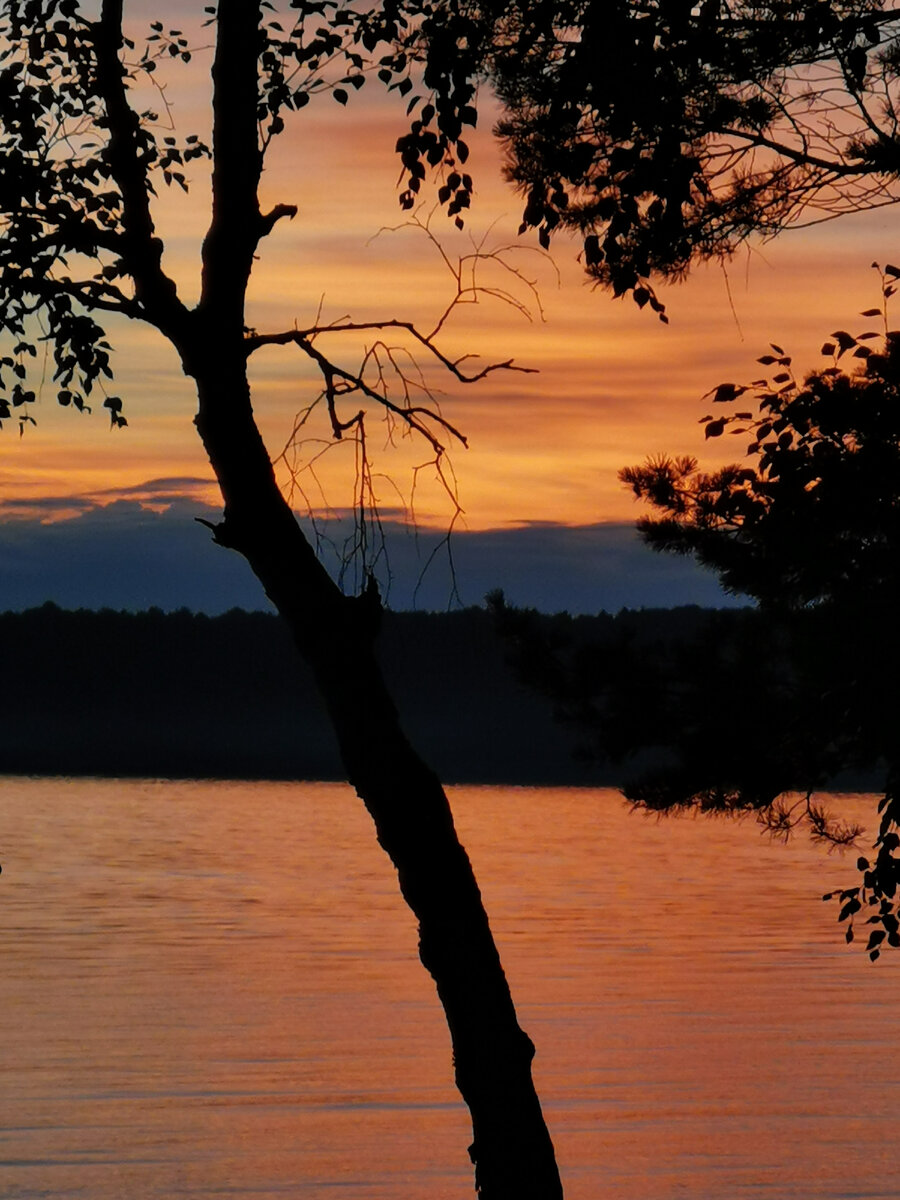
[325,0,900,319]
[0,1,206,428]
[0,0,542,459]
[5,0,900,442]
[479,0,900,312]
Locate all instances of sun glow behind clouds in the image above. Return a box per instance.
[2,26,899,533]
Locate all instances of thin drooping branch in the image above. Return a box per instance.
[758,793,863,847]
[275,328,471,455]
[370,213,553,338]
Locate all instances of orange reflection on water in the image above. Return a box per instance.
[3,778,898,1199]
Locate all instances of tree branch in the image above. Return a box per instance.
[260,203,299,238]
[91,0,186,334]
[718,127,872,177]
[244,321,537,384]
[11,217,125,262]
[0,267,140,319]
[47,277,143,319]
[291,332,469,454]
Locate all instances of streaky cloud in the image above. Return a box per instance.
[92,475,215,496]
[0,495,96,514]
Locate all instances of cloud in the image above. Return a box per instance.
[1,495,96,514]
[0,500,741,614]
[0,476,220,524]
[92,476,214,497]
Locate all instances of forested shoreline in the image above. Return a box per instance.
[0,601,881,789]
[0,602,713,783]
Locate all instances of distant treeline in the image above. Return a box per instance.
[0,601,731,784]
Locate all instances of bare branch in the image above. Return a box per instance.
[284,329,469,455]
[370,210,553,339]
[245,321,536,385]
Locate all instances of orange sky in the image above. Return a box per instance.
[3,21,900,533]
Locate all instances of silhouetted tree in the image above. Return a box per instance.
[0,4,561,1195]
[619,272,900,956]
[494,302,900,953]
[5,0,900,1192]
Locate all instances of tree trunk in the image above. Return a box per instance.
[67,0,564,1189]
[188,354,564,1199]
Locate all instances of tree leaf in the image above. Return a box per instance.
[712,383,744,403]
[831,330,856,351]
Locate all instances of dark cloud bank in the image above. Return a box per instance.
[0,498,740,614]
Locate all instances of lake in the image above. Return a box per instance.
[2,777,897,1199]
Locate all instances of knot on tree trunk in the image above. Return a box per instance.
[194,514,238,549]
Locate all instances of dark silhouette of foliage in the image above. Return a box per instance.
[490,592,872,802]
[621,267,900,609]
[491,270,900,959]
[401,1,900,314]
[493,592,899,959]
[619,272,900,957]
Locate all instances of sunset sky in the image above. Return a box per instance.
[2,7,899,611]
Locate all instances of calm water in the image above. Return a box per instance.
[2,777,897,1199]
